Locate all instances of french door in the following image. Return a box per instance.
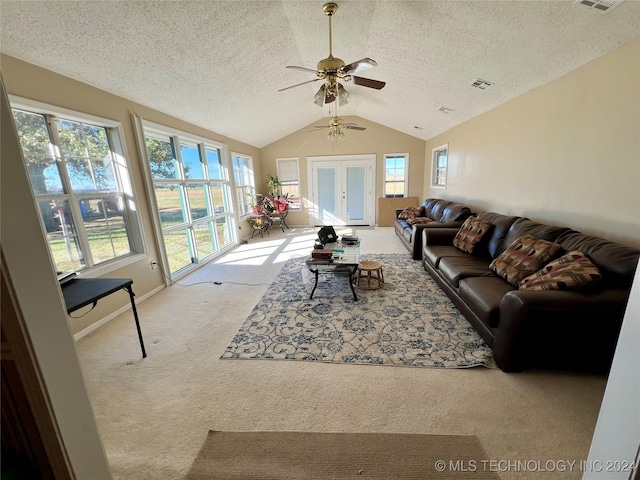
[308,154,376,226]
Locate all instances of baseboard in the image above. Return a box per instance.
[73,284,165,341]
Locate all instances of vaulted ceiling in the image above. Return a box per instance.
[1,1,639,148]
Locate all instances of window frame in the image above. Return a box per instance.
[232,152,255,218]
[276,157,301,210]
[383,153,409,198]
[137,119,235,280]
[9,95,146,277]
[431,144,448,189]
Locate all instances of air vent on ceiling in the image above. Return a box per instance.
[574,0,625,13]
[438,106,454,114]
[470,78,494,90]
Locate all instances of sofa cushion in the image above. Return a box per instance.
[556,231,640,288]
[519,251,602,291]
[423,245,471,269]
[429,200,452,222]
[398,206,423,220]
[439,256,496,287]
[499,218,574,257]
[459,277,516,328]
[489,234,563,286]
[422,198,440,217]
[476,212,520,259]
[439,203,472,224]
[453,217,493,254]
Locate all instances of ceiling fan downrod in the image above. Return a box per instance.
[323,3,338,58]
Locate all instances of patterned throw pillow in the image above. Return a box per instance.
[453,217,493,254]
[489,234,562,286]
[519,251,602,291]
[398,207,423,220]
[407,217,435,225]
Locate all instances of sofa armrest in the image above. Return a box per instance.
[494,289,630,372]
[422,228,459,246]
[395,208,405,219]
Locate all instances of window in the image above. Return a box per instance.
[384,154,408,197]
[276,158,300,209]
[142,122,234,275]
[10,98,142,274]
[431,144,448,189]
[232,153,255,217]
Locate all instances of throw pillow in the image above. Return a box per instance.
[398,206,423,220]
[489,234,562,286]
[407,217,436,225]
[519,251,602,291]
[453,217,493,254]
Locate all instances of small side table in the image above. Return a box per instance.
[354,260,385,290]
[269,210,289,232]
[249,214,271,238]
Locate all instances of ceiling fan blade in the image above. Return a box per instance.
[352,76,386,90]
[341,57,378,75]
[278,77,322,92]
[345,125,366,131]
[312,125,331,129]
[286,65,320,74]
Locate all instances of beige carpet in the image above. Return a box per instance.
[75,227,608,480]
[185,431,500,479]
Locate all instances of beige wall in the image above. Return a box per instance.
[1,55,261,334]
[261,115,426,226]
[424,39,640,248]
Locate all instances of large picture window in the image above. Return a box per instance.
[10,98,142,274]
[142,122,234,276]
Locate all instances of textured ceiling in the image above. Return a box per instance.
[1,1,639,148]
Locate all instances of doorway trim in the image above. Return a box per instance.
[307,154,376,226]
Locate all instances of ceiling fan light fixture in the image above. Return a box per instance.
[338,84,349,106]
[314,86,326,106]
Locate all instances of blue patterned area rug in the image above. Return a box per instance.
[220,254,496,369]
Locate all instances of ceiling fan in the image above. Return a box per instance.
[278,2,386,106]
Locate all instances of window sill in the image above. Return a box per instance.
[77,253,148,279]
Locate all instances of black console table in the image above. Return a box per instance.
[61,278,147,358]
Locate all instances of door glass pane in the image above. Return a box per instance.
[40,199,85,272]
[182,143,205,179]
[317,167,336,224]
[216,217,232,248]
[206,148,222,179]
[154,184,186,227]
[146,137,178,179]
[79,196,131,264]
[187,184,209,220]
[194,222,216,259]
[346,166,365,221]
[164,228,193,273]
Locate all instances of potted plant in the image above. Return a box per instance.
[266,174,282,198]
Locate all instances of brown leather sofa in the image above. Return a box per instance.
[394,198,472,260]
[422,212,640,372]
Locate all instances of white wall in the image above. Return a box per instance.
[584,264,640,480]
[424,39,640,248]
[1,77,112,478]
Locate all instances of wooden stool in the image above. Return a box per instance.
[353,260,384,290]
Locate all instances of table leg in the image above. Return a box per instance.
[310,269,319,299]
[348,265,359,301]
[123,285,147,358]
